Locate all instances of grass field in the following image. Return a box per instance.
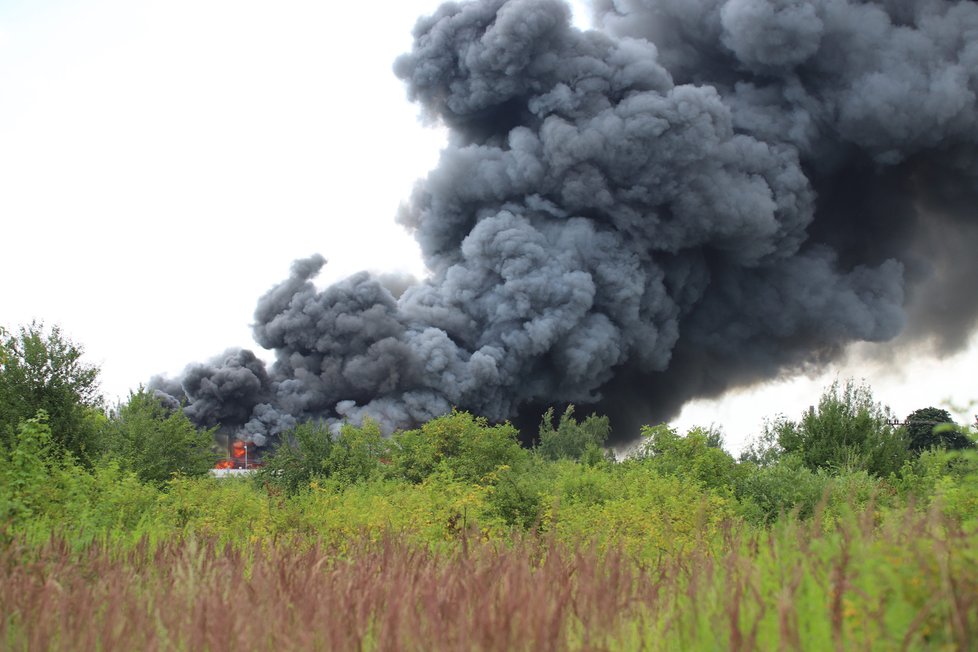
[3,499,975,651]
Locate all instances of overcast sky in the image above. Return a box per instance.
[3,0,976,453]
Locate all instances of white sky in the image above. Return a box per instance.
[2,0,976,454]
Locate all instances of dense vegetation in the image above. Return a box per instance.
[2,323,977,650]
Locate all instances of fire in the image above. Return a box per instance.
[214,439,262,471]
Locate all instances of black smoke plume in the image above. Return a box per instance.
[152,0,978,446]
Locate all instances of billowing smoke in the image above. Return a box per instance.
[151,0,978,446]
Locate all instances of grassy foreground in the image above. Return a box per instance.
[3,500,976,651]
[4,387,978,649]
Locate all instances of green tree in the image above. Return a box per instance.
[537,405,610,463]
[0,322,103,464]
[388,410,526,484]
[0,411,56,523]
[324,419,387,485]
[634,424,742,492]
[485,454,553,529]
[904,407,972,454]
[770,379,908,477]
[258,420,335,495]
[102,389,216,485]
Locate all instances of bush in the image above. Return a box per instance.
[323,419,387,485]
[537,405,610,462]
[484,454,554,529]
[896,447,978,519]
[633,424,742,493]
[101,389,216,486]
[0,323,103,465]
[735,454,831,523]
[387,411,526,485]
[551,463,734,556]
[258,420,335,495]
[756,379,908,477]
[0,411,58,525]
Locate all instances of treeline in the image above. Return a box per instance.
[2,322,978,548]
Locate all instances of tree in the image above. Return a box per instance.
[388,410,525,484]
[102,389,216,485]
[634,424,742,492]
[904,407,972,454]
[537,405,610,463]
[770,379,908,477]
[258,420,335,494]
[324,419,387,485]
[0,322,103,464]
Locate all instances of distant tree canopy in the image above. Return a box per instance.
[101,389,217,485]
[746,380,909,478]
[537,405,610,464]
[389,410,525,484]
[0,322,103,465]
[905,407,972,454]
[635,424,741,492]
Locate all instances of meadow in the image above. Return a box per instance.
[2,323,978,649]
[3,409,978,650]
[2,481,977,651]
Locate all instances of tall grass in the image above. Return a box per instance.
[3,502,975,651]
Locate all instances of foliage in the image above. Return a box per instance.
[550,462,734,556]
[0,411,57,524]
[5,503,978,652]
[634,424,742,492]
[101,389,216,486]
[904,406,972,453]
[258,420,335,495]
[4,323,978,650]
[0,411,162,543]
[754,379,908,477]
[537,405,610,463]
[323,419,387,485]
[739,417,785,466]
[895,447,978,519]
[733,454,830,523]
[0,322,103,465]
[259,418,393,494]
[386,410,526,485]
[483,453,554,529]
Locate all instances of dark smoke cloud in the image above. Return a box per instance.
[151,0,978,445]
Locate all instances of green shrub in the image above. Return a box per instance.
[537,405,610,462]
[324,419,387,485]
[0,323,103,465]
[896,448,978,520]
[387,410,525,485]
[258,420,335,494]
[550,463,734,556]
[101,389,216,486]
[751,380,908,477]
[735,454,831,523]
[633,424,742,493]
[483,453,555,529]
[0,411,58,525]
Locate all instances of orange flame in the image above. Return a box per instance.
[232,440,247,459]
[215,440,263,470]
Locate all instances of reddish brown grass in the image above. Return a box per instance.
[2,505,977,651]
[1,534,666,651]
